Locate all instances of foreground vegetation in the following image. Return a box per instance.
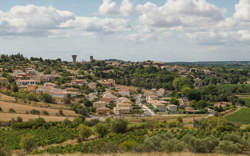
[1,115,249,155]
[226,108,250,124]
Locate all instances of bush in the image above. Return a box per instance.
[30,109,40,115]
[0,139,10,156]
[20,134,37,153]
[17,117,23,123]
[120,140,140,152]
[160,139,184,152]
[111,119,128,133]
[95,123,108,138]
[40,93,55,104]
[9,108,16,113]
[216,140,242,154]
[78,124,92,141]
[58,110,64,116]
[84,119,99,127]
[42,110,49,115]
[183,135,219,153]
[223,133,241,144]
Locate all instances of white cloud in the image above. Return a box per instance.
[99,0,134,16]
[234,0,250,22]
[0,5,130,37]
[136,0,226,28]
[0,5,74,36]
[99,0,119,16]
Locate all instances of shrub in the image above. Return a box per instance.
[111,119,128,133]
[78,124,92,141]
[20,134,37,153]
[120,140,140,152]
[223,133,241,144]
[58,110,64,116]
[95,123,109,138]
[9,108,16,113]
[183,135,218,153]
[216,140,242,154]
[30,109,40,115]
[17,117,23,123]
[42,110,49,115]
[168,121,178,128]
[0,139,10,156]
[84,119,100,127]
[40,93,55,104]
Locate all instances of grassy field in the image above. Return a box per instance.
[0,112,75,122]
[225,107,250,124]
[236,94,250,107]
[0,94,78,122]
[32,152,246,156]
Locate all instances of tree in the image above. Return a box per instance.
[95,123,109,138]
[111,119,128,133]
[20,134,37,153]
[63,94,71,104]
[40,93,55,103]
[0,139,10,156]
[78,124,92,141]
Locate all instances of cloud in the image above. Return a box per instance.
[99,0,134,16]
[99,0,119,16]
[0,5,74,36]
[136,0,226,28]
[0,5,130,37]
[234,0,250,22]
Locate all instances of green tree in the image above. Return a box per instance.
[78,124,92,141]
[20,134,37,153]
[111,119,128,133]
[95,123,109,138]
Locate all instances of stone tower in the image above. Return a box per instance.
[90,56,94,63]
[72,55,77,64]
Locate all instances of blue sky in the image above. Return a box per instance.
[0,0,250,62]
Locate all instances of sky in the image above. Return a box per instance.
[0,0,250,62]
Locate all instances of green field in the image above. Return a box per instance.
[225,108,250,124]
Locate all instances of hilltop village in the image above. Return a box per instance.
[0,54,249,118]
[1,54,250,155]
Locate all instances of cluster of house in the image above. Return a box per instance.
[92,84,134,115]
[13,69,81,98]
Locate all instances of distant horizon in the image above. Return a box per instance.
[2,52,250,63]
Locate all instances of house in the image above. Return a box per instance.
[32,74,58,82]
[94,101,108,108]
[16,79,39,87]
[118,89,130,97]
[184,107,200,114]
[27,85,38,92]
[96,107,111,115]
[114,106,132,115]
[214,102,230,108]
[114,98,132,115]
[152,103,166,112]
[100,97,113,104]
[71,80,87,86]
[157,88,165,97]
[102,79,115,87]
[103,92,118,100]
[44,82,56,87]
[167,104,178,113]
[88,82,97,90]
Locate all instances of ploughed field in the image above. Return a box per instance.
[0,94,78,122]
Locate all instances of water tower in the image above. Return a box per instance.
[72,55,77,64]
